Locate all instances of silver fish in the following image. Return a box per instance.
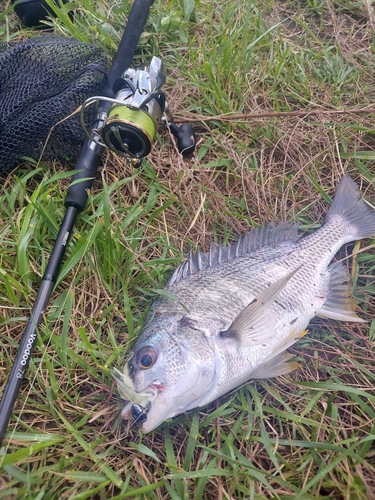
[114,175,375,432]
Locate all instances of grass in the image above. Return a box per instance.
[1,0,375,498]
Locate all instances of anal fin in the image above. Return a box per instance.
[251,352,300,379]
[316,261,366,323]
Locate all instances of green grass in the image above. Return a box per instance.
[1,0,375,498]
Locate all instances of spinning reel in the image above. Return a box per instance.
[81,57,196,166]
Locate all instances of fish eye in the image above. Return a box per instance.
[136,346,158,370]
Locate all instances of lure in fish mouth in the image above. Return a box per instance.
[114,175,375,433]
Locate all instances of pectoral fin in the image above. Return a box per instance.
[220,268,298,347]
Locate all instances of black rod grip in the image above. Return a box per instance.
[64,139,104,211]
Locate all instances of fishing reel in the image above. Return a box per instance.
[81,56,196,166]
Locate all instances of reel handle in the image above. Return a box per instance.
[169,123,196,156]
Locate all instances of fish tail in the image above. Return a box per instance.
[325,175,375,240]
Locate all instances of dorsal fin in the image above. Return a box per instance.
[168,222,300,286]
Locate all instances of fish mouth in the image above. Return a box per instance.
[128,381,166,426]
[113,363,158,411]
[139,370,219,433]
[117,369,211,433]
[113,359,161,430]
[114,365,167,429]
[117,381,170,432]
[138,392,176,433]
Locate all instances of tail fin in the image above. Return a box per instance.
[325,175,375,240]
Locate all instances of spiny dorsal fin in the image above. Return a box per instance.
[168,222,300,286]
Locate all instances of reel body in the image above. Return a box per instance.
[81,57,195,164]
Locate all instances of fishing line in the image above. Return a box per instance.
[37,106,85,164]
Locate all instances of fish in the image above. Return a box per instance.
[114,175,375,433]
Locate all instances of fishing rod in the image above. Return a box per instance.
[0,0,195,447]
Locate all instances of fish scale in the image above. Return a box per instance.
[114,175,375,433]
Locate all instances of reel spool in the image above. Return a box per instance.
[81,56,195,165]
[101,106,157,158]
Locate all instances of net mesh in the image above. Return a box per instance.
[0,36,107,172]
